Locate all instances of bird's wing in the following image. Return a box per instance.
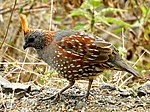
[56,31,113,63]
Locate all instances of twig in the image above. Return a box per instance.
[0,62,46,65]
[119,75,134,87]
[0,0,57,14]
[95,25,121,40]
[119,51,145,87]
[17,49,29,82]
[121,28,126,59]
[0,0,17,49]
[49,0,54,30]
[0,40,41,61]
[139,46,150,55]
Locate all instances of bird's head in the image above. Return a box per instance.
[23,30,46,49]
[20,14,55,50]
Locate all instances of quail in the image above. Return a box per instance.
[20,14,143,101]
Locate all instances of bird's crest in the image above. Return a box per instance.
[20,14,29,34]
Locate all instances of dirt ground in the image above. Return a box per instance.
[0,80,150,112]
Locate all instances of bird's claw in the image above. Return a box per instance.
[40,93,60,103]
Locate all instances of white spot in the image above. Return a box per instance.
[84,69,88,71]
[94,49,99,52]
[67,51,72,54]
[83,73,88,76]
[72,65,75,68]
[86,44,91,46]
[74,77,78,80]
[83,61,89,63]
[75,39,80,43]
[87,58,95,60]
[76,59,81,61]
[88,68,93,71]
[76,65,81,67]
[84,36,90,39]
[88,48,94,51]
[78,35,81,38]
[79,53,84,55]
[66,41,70,43]
[74,54,80,57]
[79,49,83,52]
[95,67,100,71]
[92,55,99,57]
[74,74,78,76]
[70,64,75,68]
[79,32,85,35]
[70,64,73,66]
[64,66,67,69]
[72,60,77,62]
[64,56,68,59]
[79,43,82,46]
[57,55,60,58]
[58,52,62,55]
[66,61,69,63]
[90,40,94,42]
[79,69,83,72]
[82,38,85,41]
[68,71,71,73]
[58,46,62,49]
[72,70,78,73]
[68,75,72,78]
[89,73,93,75]
[78,74,82,77]
[92,66,95,68]
[83,66,89,68]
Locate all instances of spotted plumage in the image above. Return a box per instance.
[20,14,143,101]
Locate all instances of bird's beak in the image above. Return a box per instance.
[23,43,34,50]
[23,44,28,50]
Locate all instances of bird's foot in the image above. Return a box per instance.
[40,93,60,103]
[82,94,90,101]
[68,94,90,101]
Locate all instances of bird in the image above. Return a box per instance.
[20,14,143,101]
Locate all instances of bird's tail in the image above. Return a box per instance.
[113,60,143,79]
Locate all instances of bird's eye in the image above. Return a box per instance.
[28,37,35,43]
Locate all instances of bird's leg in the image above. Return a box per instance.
[85,79,93,98]
[58,80,75,95]
[42,80,75,102]
[79,79,93,101]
